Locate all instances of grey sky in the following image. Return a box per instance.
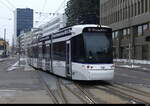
[0,0,68,45]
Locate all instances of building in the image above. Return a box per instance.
[14,8,33,46]
[100,0,150,60]
[17,28,41,56]
[0,39,9,57]
[41,14,67,37]
[17,14,67,56]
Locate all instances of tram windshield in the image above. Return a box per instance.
[83,32,113,63]
[71,30,113,64]
[0,46,4,50]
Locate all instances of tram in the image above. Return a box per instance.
[28,24,114,81]
[0,39,9,58]
[0,45,5,57]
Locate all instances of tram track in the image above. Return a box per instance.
[94,82,150,104]
[112,83,150,98]
[36,70,150,104]
[109,83,150,104]
[56,79,69,104]
[74,83,99,104]
[37,71,59,104]
[38,72,89,104]
[76,83,131,104]
[60,80,99,104]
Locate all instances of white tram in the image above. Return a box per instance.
[28,24,114,81]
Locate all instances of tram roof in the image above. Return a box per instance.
[71,24,110,35]
[72,24,110,29]
[52,24,111,38]
[37,24,111,42]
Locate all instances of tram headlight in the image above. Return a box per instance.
[87,66,90,69]
[111,64,115,69]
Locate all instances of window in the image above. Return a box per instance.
[71,35,85,63]
[71,32,113,64]
[45,45,50,59]
[34,46,38,58]
[115,31,119,40]
[145,0,148,12]
[143,24,148,32]
[138,26,143,36]
[53,41,66,61]
[112,32,115,39]
[142,45,149,60]
[84,32,113,63]
[42,43,46,58]
[127,28,130,35]
[39,46,43,58]
[123,28,130,39]
[123,29,127,36]
[0,46,4,50]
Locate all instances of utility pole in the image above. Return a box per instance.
[4,28,6,57]
[129,43,131,65]
[18,37,21,66]
[99,0,101,25]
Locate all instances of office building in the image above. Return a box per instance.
[14,8,33,46]
[41,14,67,37]
[100,0,150,60]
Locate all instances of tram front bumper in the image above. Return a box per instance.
[89,70,114,81]
[73,69,114,81]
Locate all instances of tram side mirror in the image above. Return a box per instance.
[146,36,150,42]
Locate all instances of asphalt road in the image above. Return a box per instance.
[0,57,53,104]
[0,57,150,104]
[112,67,150,86]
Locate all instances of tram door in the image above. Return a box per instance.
[66,41,72,79]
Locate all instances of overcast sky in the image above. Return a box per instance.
[0,0,68,45]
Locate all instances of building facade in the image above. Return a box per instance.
[100,0,150,60]
[18,28,42,56]
[14,8,33,39]
[41,14,67,37]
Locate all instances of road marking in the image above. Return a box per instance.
[0,90,17,92]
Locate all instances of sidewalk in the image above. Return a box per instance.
[114,59,150,73]
[0,58,53,104]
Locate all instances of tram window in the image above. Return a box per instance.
[32,47,34,58]
[0,46,4,50]
[35,46,38,58]
[71,35,86,63]
[32,47,37,58]
[83,32,113,63]
[42,44,46,58]
[46,45,50,59]
[39,46,43,58]
[27,48,32,58]
[53,41,66,61]
[31,47,34,58]
[71,32,113,63]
